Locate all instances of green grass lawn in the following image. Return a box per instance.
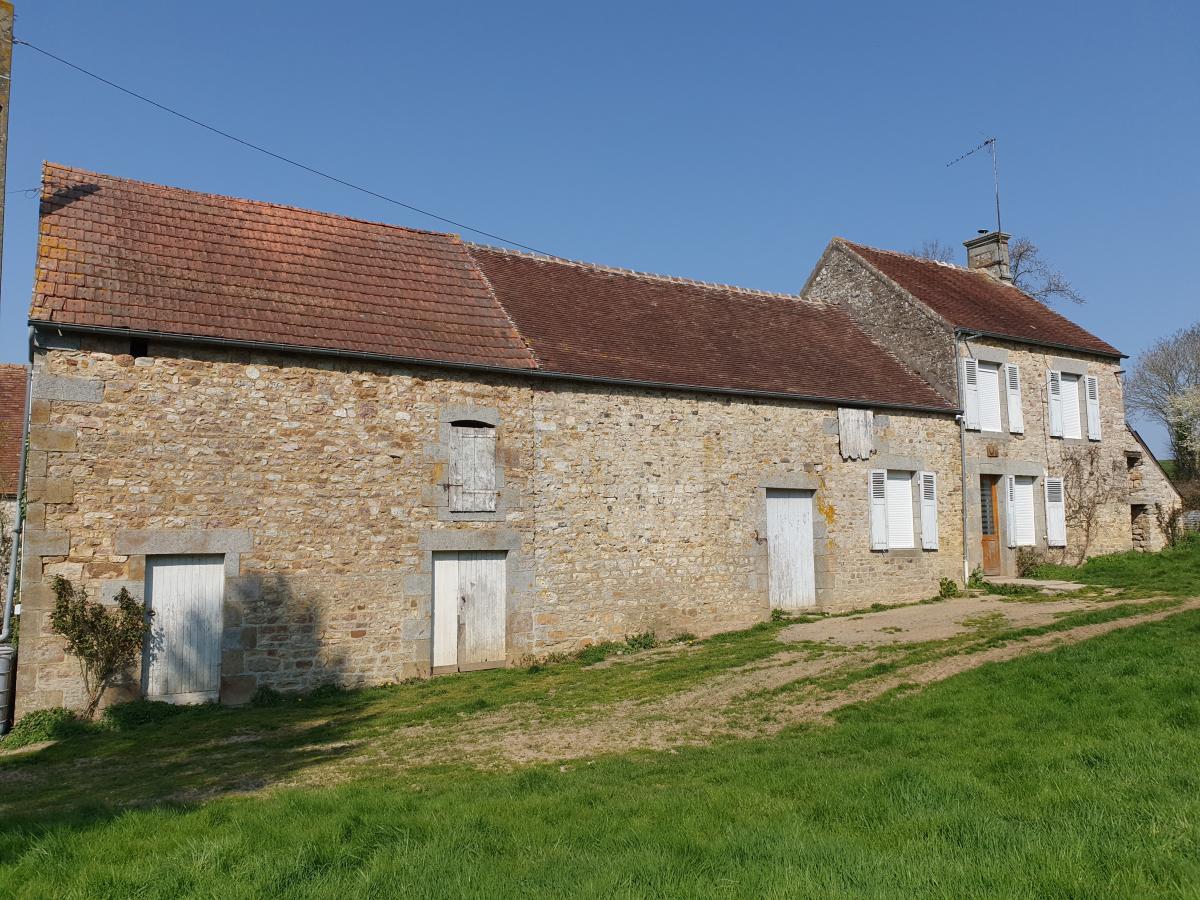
[1,538,1197,897]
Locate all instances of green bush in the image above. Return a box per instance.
[100,700,189,731]
[938,577,960,599]
[3,707,89,749]
[1016,547,1049,578]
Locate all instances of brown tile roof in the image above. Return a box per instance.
[467,246,953,409]
[29,163,954,412]
[33,163,536,370]
[0,364,27,497]
[842,241,1122,358]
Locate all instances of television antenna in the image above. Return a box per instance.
[947,136,1002,234]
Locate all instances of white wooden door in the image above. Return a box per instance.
[144,555,224,704]
[766,489,816,609]
[432,550,507,671]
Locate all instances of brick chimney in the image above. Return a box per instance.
[963,231,1012,282]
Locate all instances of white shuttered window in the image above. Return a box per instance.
[1045,477,1067,547]
[1060,373,1083,439]
[960,359,980,430]
[885,471,915,549]
[1005,363,1024,433]
[1085,375,1102,440]
[977,362,1003,432]
[919,471,939,550]
[448,421,497,512]
[1010,475,1037,547]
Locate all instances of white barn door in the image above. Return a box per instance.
[766,489,816,609]
[432,551,507,672]
[144,555,224,704]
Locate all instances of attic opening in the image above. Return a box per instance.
[129,337,149,359]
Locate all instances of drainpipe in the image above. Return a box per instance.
[1,326,33,642]
[954,331,981,585]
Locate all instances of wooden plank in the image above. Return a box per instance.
[837,408,874,461]
[431,552,459,669]
[459,550,506,665]
[449,425,496,512]
[766,489,816,609]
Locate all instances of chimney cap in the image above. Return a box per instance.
[963,230,1011,249]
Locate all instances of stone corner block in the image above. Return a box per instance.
[23,530,70,557]
[28,426,77,453]
[31,373,104,404]
[220,675,258,706]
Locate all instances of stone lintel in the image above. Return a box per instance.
[31,373,104,403]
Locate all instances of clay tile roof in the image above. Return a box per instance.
[32,163,536,370]
[467,246,954,410]
[0,364,27,497]
[29,163,954,412]
[842,241,1122,358]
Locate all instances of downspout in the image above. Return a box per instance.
[1,325,33,643]
[954,330,981,584]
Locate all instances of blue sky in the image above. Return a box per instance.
[2,1,1196,454]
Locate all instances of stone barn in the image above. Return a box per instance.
[14,165,965,714]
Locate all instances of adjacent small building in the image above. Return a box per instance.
[0,363,27,579]
[804,233,1181,574]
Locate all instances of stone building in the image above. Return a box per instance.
[803,234,1181,575]
[12,164,966,714]
[0,363,27,587]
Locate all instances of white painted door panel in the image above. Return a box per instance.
[1013,476,1037,547]
[144,555,224,704]
[766,489,816,609]
[1061,373,1082,439]
[977,363,1003,432]
[432,550,507,670]
[885,471,915,549]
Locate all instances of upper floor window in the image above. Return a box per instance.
[961,359,1023,435]
[1048,371,1101,441]
[448,421,497,513]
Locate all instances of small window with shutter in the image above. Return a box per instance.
[1085,375,1101,440]
[1045,476,1067,547]
[869,469,924,551]
[448,421,497,513]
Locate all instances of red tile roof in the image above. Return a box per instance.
[468,246,953,409]
[30,163,954,412]
[842,241,1122,358]
[33,164,536,370]
[0,364,27,497]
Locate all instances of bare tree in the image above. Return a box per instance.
[1060,445,1120,565]
[1008,237,1085,305]
[912,240,956,263]
[1126,322,1200,482]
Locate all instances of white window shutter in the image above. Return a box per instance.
[1045,477,1067,547]
[919,471,939,550]
[1005,364,1024,434]
[869,469,888,550]
[1047,371,1063,438]
[960,358,980,430]
[1005,475,1017,548]
[1085,375,1101,440]
[448,423,497,512]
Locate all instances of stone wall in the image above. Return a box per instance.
[16,336,963,715]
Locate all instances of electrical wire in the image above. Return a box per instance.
[14,38,558,255]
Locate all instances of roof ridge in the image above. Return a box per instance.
[839,238,971,271]
[41,161,461,242]
[467,242,810,303]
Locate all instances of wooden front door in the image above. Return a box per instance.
[980,476,1001,575]
[143,555,224,704]
[766,489,816,609]
[432,551,507,673]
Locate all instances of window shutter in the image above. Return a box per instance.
[1045,476,1067,547]
[1005,475,1017,548]
[868,469,888,550]
[1085,375,1101,440]
[919,471,939,550]
[1005,363,1024,434]
[960,358,980,430]
[448,424,497,512]
[1047,371,1063,437]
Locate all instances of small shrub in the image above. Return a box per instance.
[672,632,699,643]
[968,568,986,590]
[99,700,188,731]
[575,642,621,665]
[1016,547,1049,578]
[250,686,286,708]
[770,608,789,622]
[938,577,960,599]
[3,707,88,749]
[48,577,151,720]
[624,632,658,652]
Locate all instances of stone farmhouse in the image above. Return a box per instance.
[804,236,1180,574]
[7,164,1177,715]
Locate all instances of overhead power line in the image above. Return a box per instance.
[14,38,556,255]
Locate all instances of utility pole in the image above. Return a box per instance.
[0,1,13,305]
